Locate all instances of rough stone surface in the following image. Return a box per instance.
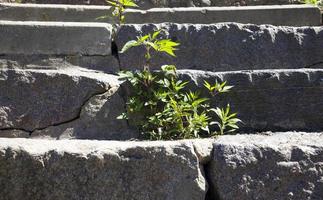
[0,138,207,200]
[18,0,308,7]
[0,68,116,131]
[209,132,323,200]
[0,4,320,26]
[178,69,323,132]
[117,23,323,72]
[31,86,137,140]
[0,21,112,56]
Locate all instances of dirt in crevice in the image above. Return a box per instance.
[203,161,221,200]
[111,41,121,71]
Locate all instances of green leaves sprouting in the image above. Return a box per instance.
[117,30,241,140]
[120,30,180,68]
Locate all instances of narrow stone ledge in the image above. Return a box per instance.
[124,5,321,26]
[0,138,208,200]
[0,4,320,26]
[0,20,112,55]
[0,54,120,73]
[0,3,112,22]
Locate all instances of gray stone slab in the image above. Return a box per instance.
[0,4,320,26]
[124,5,322,25]
[209,132,323,200]
[16,0,315,8]
[31,86,138,140]
[116,23,323,72]
[0,67,135,140]
[0,21,112,55]
[0,3,113,22]
[0,68,114,130]
[0,138,207,200]
[178,69,323,132]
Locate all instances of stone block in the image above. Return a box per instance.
[209,132,323,199]
[117,23,323,71]
[0,138,208,200]
[0,21,112,55]
[178,69,323,132]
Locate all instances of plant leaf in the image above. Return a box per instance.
[120,40,139,53]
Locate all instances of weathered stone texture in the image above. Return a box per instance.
[0,64,136,140]
[0,134,322,199]
[0,68,116,131]
[178,69,323,132]
[117,23,323,72]
[0,21,112,55]
[209,132,323,200]
[31,86,137,140]
[0,138,207,200]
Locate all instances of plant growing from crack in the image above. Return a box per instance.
[103,0,241,139]
[117,30,241,140]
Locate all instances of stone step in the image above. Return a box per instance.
[0,3,320,26]
[0,132,322,199]
[0,68,322,140]
[210,132,323,200]
[124,5,321,25]
[16,0,309,8]
[117,23,323,72]
[0,137,211,200]
[179,69,323,132]
[0,21,322,72]
[0,20,112,56]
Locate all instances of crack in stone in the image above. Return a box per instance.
[111,40,134,128]
[305,61,323,68]
[0,87,111,137]
[28,88,111,136]
[192,141,220,200]
[111,41,121,72]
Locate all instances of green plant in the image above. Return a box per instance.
[301,0,319,5]
[97,0,138,39]
[118,30,241,140]
[120,29,179,69]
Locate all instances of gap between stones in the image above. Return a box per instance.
[192,143,221,200]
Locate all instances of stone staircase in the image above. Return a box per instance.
[0,3,322,200]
